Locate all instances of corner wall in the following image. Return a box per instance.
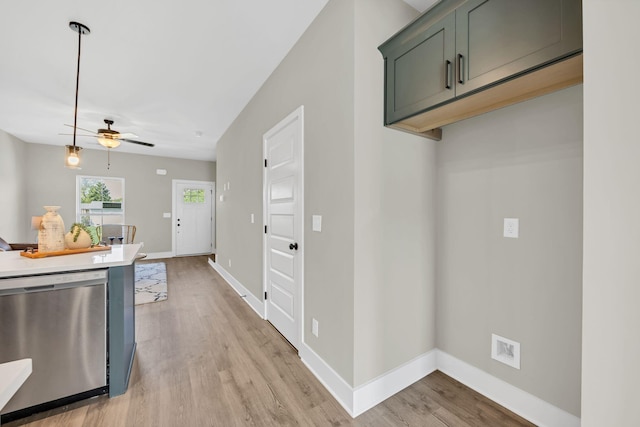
[436,85,583,416]
[0,130,28,242]
[582,1,640,425]
[353,0,436,387]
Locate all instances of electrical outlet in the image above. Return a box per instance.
[503,218,519,238]
[312,215,322,232]
[312,318,319,337]
[251,213,255,224]
[491,334,520,369]
[228,259,231,268]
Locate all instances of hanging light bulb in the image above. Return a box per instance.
[65,21,90,169]
[65,145,82,167]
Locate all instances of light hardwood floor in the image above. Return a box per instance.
[6,256,534,427]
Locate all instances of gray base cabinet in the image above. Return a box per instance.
[379,0,582,127]
[108,264,136,397]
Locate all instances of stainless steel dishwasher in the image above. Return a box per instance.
[0,269,108,418]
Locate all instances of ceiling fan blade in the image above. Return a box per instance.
[120,138,154,147]
[64,124,97,134]
[117,132,138,139]
[58,133,97,137]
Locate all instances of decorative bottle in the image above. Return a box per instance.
[38,206,66,252]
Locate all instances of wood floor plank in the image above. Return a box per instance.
[4,256,536,427]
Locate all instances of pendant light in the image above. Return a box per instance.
[65,21,90,169]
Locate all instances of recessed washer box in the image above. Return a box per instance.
[491,333,521,369]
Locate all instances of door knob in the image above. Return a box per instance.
[289,242,298,250]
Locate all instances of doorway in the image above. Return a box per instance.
[263,106,304,349]
[173,180,215,256]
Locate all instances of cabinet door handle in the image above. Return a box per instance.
[457,54,465,84]
[445,60,452,89]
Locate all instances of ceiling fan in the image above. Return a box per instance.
[64,119,155,148]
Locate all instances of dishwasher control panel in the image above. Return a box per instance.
[0,269,108,291]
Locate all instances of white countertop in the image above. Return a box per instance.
[0,243,142,279]
[0,358,32,412]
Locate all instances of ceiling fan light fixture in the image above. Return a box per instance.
[65,145,82,168]
[98,134,121,149]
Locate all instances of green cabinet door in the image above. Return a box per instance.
[383,13,456,124]
[455,0,582,96]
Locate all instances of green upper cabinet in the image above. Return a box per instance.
[383,13,456,125]
[379,0,583,128]
[455,0,582,96]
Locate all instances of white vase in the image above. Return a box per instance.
[38,206,65,252]
[65,228,92,249]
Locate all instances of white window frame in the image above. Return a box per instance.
[76,175,126,226]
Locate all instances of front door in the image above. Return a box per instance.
[175,181,213,256]
[264,106,304,349]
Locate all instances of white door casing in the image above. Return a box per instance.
[263,106,304,349]
[173,180,214,256]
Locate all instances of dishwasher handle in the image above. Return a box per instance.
[23,285,55,293]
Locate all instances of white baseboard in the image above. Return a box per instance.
[299,346,579,425]
[299,343,354,416]
[298,343,437,418]
[353,350,437,417]
[436,350,581,427]
[208,259,265,319]
[144,251,174,260]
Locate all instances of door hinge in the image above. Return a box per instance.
[264,225,267,234]
[264,159,268,167]
[264,291,267,300]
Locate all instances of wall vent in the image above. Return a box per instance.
[491,334,521,369]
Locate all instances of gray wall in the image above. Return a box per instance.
[216,0,357,382]
[216,0,433,386]
[582,2,640,426]
[22,143,215,253]
[0,130,28,242]
[353,0,436,386]
[436,85,583,416]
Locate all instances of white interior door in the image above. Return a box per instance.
[175,181,213,256]
[264,106,304,349]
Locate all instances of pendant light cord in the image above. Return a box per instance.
[72,27,83,148]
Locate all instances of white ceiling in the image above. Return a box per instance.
[0,0,435,162]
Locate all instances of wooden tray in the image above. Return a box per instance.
[20,246,111,259]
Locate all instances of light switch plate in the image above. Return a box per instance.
[251,213,255,224]
[312,215,322,232]
[504,218,519,238]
